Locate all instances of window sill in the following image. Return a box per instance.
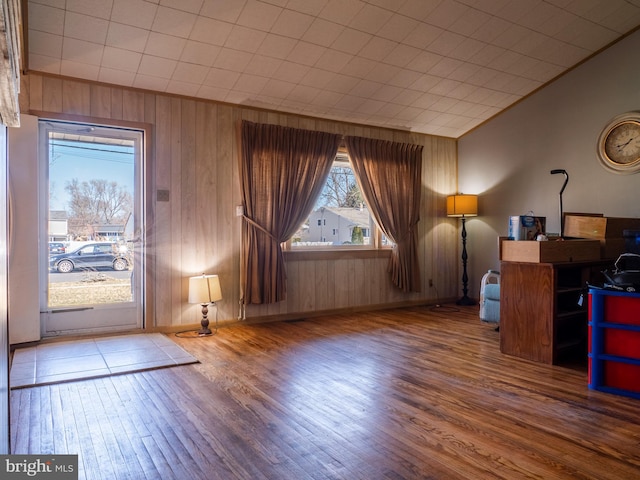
[284,248,393,261]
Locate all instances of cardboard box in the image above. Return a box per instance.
[564,215,640,239]
[500,239,601,263]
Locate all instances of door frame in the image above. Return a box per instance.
[35,113,153,337]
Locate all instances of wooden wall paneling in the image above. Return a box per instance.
[172,99,192,327]
[193,101,219,305]
[24,73,460,329]
[151,95,173,326]
[297,260,316,312]
[168,98,190,327]
[122,90,145,123]
[313,259,329,311]
[62,80,90,116]
[18,74,31,113]
[41,76,62,112]
[216,105,238,318]
[144,93,156,125]
[143,97,157,329]
[110,88,123,120]
[90,84,111,118]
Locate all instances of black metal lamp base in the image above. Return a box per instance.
[456,295,477,306]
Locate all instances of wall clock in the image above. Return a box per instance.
[597,112,640,174]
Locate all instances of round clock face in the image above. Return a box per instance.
[597,112,640,174]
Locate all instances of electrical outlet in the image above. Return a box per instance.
[429,279,433,287]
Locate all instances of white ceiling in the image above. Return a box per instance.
[26,0,640,138]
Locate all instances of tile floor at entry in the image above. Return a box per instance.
[10,333,198,388]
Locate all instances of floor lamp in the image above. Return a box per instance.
[447,194,478,306]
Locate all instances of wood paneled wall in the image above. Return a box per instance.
[19,73,459,328]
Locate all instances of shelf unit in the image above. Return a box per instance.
[588,288,640,399]
[500,260,609,365]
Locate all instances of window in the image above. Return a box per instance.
[290,153,389,249]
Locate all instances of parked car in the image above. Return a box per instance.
[48,242,66,254]
[49,242,129,273]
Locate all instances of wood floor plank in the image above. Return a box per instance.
[10,305,640,479]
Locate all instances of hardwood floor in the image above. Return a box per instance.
[10,306,640,479]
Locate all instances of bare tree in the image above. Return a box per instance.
[65,179,132,237]
[318,165,364,208]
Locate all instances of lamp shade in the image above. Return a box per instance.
[188,274,222,304]
[447,194,478,217]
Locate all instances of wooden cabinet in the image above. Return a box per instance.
[500,260,609,365]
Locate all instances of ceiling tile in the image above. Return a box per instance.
[260,78,296,98]
[325,73,360,94]
[448,8,493,36]
[234,73,270,93]
[180,41,221,66]
[190,16,234,46]
[403,23,443,49]
[200,0,246,22]
[318,0,364,26]
[133,74,170,91]
[204,67,240,89]
[225,25,267,53]
[106,23,150,52]
[98,67,136,86]
[331,29,372,55]
[340,56,377,78]
[358,37,398,62]
[28,53,61,74]
[302,18,345,47]
[60,59,100,80]
[166,80,201,96]
[243,55,283,76]
[214,48,254,71]
[145,33,186,60]
[426,31,466,56]
[272,61,310,83]
[29,31,63,58]
[29,3,65,35]
[256,34,298,59]
[138,55,178,78]
[172,62,210,83]
[271,9,314,39]
[66,0,113,19]
[111,0,158,30]
[348,4,392,34]
[102,46,142,71]
[287,41,327,66]
[152,6,197,38]
[377,14,420,43]
[160,0,204,14]
[315,49,353,73]
[62,38,104,66]
[383,44,422,68]
[236,0,283,31]
[198,85,230,101]
[299,68,336,89]
[426,0,471,29]
[26,0,640,138]
[286,0,328,16]
[371,84,403,102]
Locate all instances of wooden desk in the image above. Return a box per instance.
[500,260,609,365]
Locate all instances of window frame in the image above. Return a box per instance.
[284,151,391,254]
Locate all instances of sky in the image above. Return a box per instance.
[48,138,135,213]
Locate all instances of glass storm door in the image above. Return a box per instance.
[39,120,144,336]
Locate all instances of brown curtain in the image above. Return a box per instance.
[345,136,423,292]
[240,121,341,305]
